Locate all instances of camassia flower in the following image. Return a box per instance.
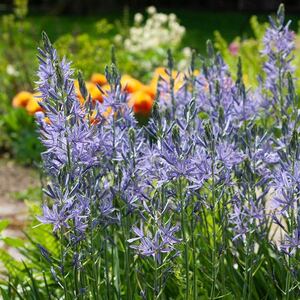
[261,4,295,114]
[128,222,180,263]
[35,33,117,241]
[32,6,300,298]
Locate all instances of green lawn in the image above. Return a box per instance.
[26,10,300,53]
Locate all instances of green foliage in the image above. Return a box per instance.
[214,15,300,94]
[1,109,43,165]
[0,0,41,164]
[13,186,43,203]
[214,15,267,87]
[4,9,300,297]
[54,9,190,82]
[0,201,60,299]
[54,19,116,79]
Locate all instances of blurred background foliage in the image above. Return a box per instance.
[0,0,300,166]
[2,0,300,14]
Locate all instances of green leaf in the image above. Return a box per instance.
[0,220,10,232]
[2,237,24,248]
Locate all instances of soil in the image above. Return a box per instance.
[0,159,40,261]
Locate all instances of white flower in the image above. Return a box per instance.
[147,6,156,15]
[177,59,187,71]
[182,47,192,57]
[169,13,176,22]
[6,64,19,76]
[155,13,168,24]
[114,34,123,44]
[134,13,143,24]
[124,39,131,50]
[123,7,186,53]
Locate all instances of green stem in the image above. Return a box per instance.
[123,212,132,300]
[210,163,217,300]
[191,212,197,300]
[60,230,68,300]
[104,231,110,300]
[243,237,250,300]
[154,257,158,299]
[179,178,189,299]
[285,267,291,300]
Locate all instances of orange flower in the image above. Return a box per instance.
[89,106,112,125]
[86,82,103,103]
[74,80,85,105]
[193,70,200,77]
[44,116,51,124]
[121,75,143,93]
[26,93,43,115]
[74,80,110,104]
[90,73,107,86]
[99,84,111,96]
[12,91,33,108]
[89,110,100,125]
[129,91,154,116]
[102,106,112,119]
[150,67,184,93]
[140,85,156,99]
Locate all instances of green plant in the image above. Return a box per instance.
[1,109,43,164]
[0,0,41,163]
[0,201,61,299]
[5,6,300,297]
[214,14,300,95]
[54,19,115,79]
[214,16,267,87]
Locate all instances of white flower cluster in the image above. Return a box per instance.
[178,47,193,70]
[117,6,186,53]
[6,64,19,77]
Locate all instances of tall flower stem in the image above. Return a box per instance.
[154,256,159,299]
[285,207,292,300]
[59,229,68,300]
[220,193,229,296]
[191,205,197,300]
[153,254,163,300]
[122,210,132,300]
[104,230,110,300]
[242,231,253,300]
[179,178,189,299]
[89,184,101,299]
[285,187,296,300]
[209,138,218,299]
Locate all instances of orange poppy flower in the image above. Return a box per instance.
[74,80,85,105]
[150,67,184,94]
[26,93,43,115]
[86,82,103,103]
[140,85,156,99]
[121,75,144,93]
[129,90,154,116]
[89,106,112,125]
[74,81,106,104]
[12,91,33,108]
[90,73,107,86]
